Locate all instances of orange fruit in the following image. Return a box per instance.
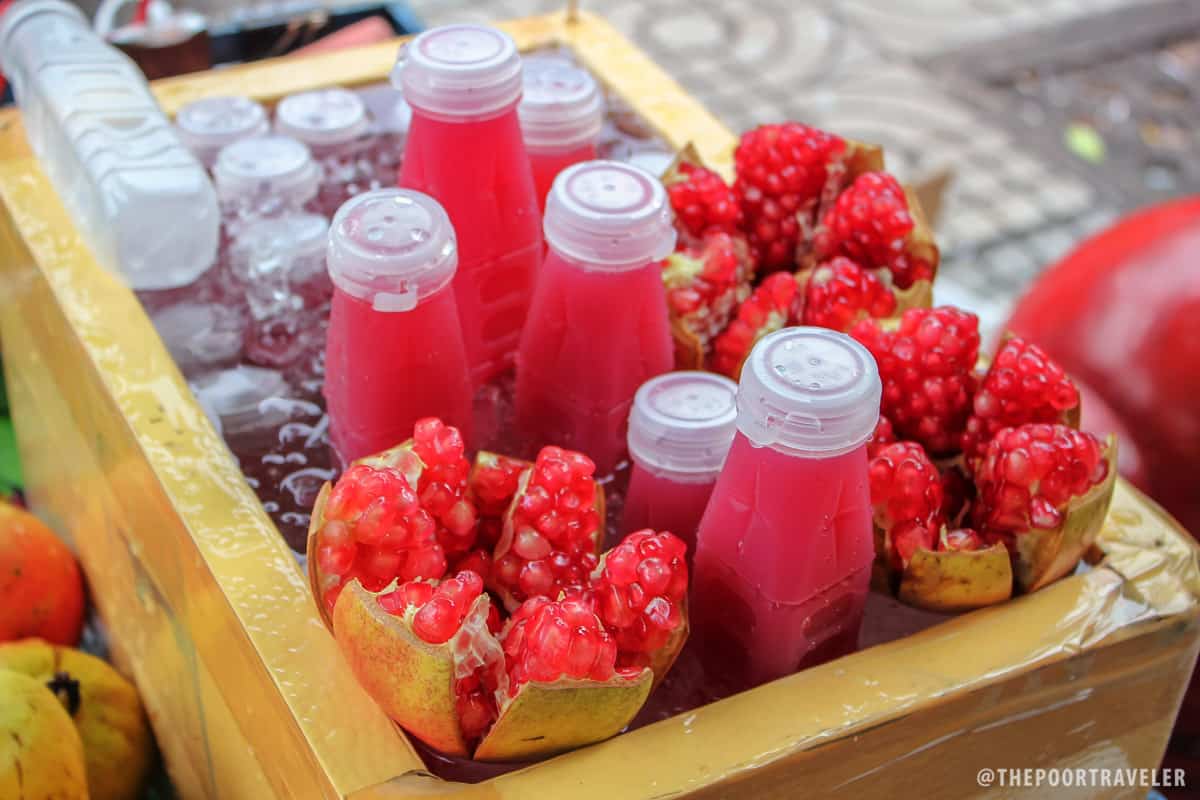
[0,502,85,645]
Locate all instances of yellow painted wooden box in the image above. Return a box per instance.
[1,11,1197,800]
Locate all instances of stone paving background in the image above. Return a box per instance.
[407,0,1197,343]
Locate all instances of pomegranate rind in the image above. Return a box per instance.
[331,579,480,757]
[903,185,940,285]
[473,669,652,762]
[490,466,607,612]
[1013,435,1118,592]
[897,543,1013,613]
[306,481,335,630]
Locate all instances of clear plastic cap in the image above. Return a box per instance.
[544,160,676,271]
[175,96,269,165]
[737,327,881,455]
[519,59,604,151]
[391,24,523,118]
[213,135,321,204]
[326,188,457,312]
[628,371,739,479]
[275,88,370,150]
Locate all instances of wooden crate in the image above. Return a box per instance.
[1,10,1197,799]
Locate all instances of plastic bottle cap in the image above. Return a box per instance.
[0,0,87,76]
[391,24,523,118]
[519,58,604,151]
[326,188,457,312]
[274,88,370,150]
[737,327,881,455]
[544,160,676,270]
[175,96,269,166]
[627,371,739,478]
[213,135,321,204]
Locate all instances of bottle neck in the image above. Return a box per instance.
[408,98,520,126]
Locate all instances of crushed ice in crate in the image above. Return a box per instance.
[152,301,246,375]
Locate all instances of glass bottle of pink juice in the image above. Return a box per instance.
[324,188,473,464]
[393,24,542,384]
[691,327,882,689]
[518,58,604,214]
[622,371,738,555]
[515,160,676,474]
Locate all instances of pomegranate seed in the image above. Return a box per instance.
[710,272,801,378]
[869,441,945,570]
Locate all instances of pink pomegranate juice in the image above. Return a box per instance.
[690,327,882,690]
[691,434,873,685]
[621,467,715,552]
[530,142,596,214]
[396,25,542,384]
[516,250,672,473]
[323,188,472,465]
[325,285,472,463]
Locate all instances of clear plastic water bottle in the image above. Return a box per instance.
[275,88,373,216]
[231,213,331,367]
[212,134,321,234]
[175,96,270,168]
[0,0,220,290]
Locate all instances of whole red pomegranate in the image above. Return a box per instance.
[1005,197,1200,537]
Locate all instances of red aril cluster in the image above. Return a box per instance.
[377,571,484,644]
[317,463,447,611]
[709,272,800,378]
[813,172,932,289]
[734,122,846,271]
[667,162,742,239]
[962,337,1080,466]
[868,441,944,568]
[972,424,1109,544]
[591,530,688,668]
[502,596,618,692]
[852,306,981,455]
[409,418,477,559]
[802,256,897,332]
[493,446,602,607]
[469,451,528,548]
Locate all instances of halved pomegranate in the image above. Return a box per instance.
[326,530,687,762]
[972,423,1117,592]
[797,256,931,333]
